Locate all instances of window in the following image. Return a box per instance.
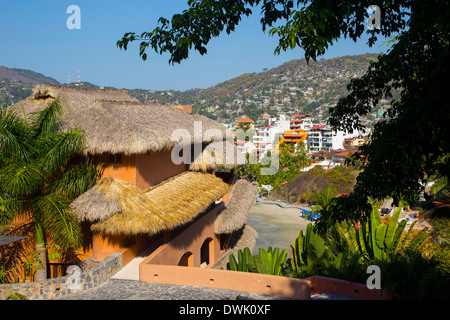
[108,153,123,163]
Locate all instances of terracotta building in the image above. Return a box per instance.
[4,84,255,280]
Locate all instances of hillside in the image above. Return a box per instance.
[134,53,386,121]
[0,66,60,104]
[1,53,390,119]
[0,66,59,85]
[270,166,358,205]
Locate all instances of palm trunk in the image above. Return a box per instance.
[35,221,47,281]
[35,242,47,281]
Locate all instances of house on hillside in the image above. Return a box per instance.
[5,84,255,280]
[235,117,255,128]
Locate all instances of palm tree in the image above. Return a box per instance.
[312,186,336,213]
[0,99,102,281]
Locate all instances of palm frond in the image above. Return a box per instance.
[0,161,43,197]
[31,98,64,138]
[0,196,23,229]
[39,127,87,172]
[0,108,34,162]
[34,194,82,250]
[48,159,103,199]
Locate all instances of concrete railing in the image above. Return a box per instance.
[305,276,392,300]
[139,262,311,300]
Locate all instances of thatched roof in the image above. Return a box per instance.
[10,84,233,157]
[11,84,138,116]
[70,177,174,236]
[70,171,230,236]
[215,179,258,234]
[188,140,247,172]
[211,225,258,270]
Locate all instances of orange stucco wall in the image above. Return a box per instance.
[86,173,234,269]
[91,232,163,266]
[305,276,392,300]
[135,151,186,189]
[96,153,137,186]
[140,264,311,300]
[143,203,225,267]
[94,151,186,190]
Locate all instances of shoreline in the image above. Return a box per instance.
[246,198,314,254]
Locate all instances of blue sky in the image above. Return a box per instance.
[0,1,387,91]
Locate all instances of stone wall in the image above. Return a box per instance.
[0,254,122,300]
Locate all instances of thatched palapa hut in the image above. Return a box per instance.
[71,172,230,236]
[9,84,256,273]
[12,85,228,156]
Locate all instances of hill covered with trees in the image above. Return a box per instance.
[133,53,387,121]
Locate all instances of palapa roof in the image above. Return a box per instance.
[189,140,247,172]
[215,179,258,234]
[211,224,258,270]
[10,84,234,158]
[70,171,230,236]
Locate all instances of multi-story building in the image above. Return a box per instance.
[5,84,254,282]
[251,114,290,158]
[290,114,313,131]
[307,124,360,153]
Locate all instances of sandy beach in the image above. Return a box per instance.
[246,200,313,254]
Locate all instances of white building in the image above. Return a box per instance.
[252,114,290,158]
[307,124,360,153]
[235,139,254,155]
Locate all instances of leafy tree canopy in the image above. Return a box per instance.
[117,0,450,232]
[117,0,409,64]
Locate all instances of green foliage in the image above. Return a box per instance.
[227,247,288,276]
[287,223,346,279]
[323,0,450,228]
[117,0,449,245]
[117,0,408,64]
[247,247,288,276]
[335,207,430,263]
[227,247,253,272]
[236,142,308,191]
[0,99,103,279]
[226,205,448,298]
[0,251,43,284]
[270,165,356,205]
[311,186,336,213]
[6,292,28,300]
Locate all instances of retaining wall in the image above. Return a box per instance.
[0,254,122,300]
